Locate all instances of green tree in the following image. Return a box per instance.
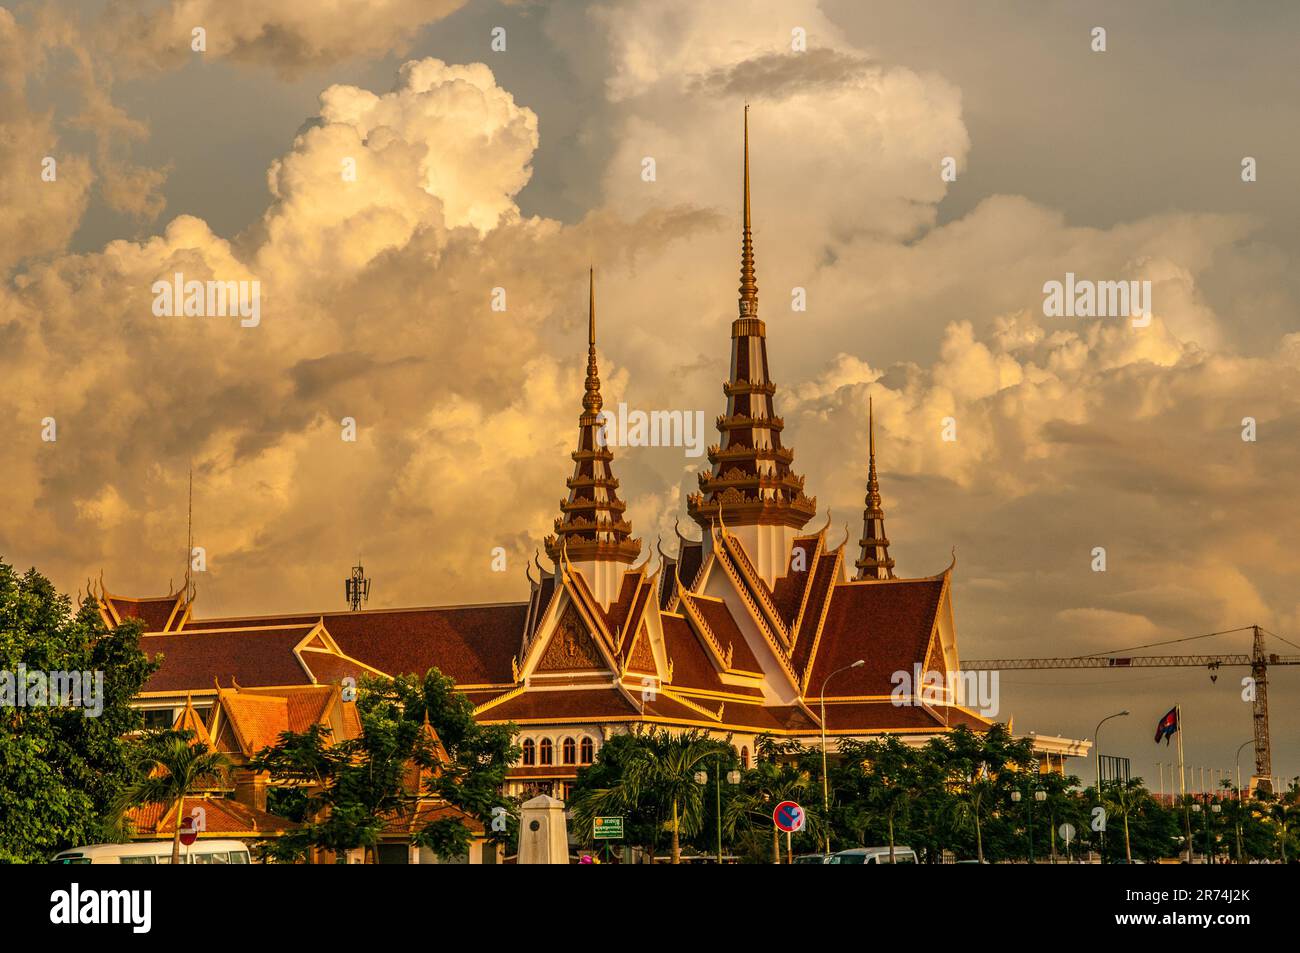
[249,668,517,863]
[833,736,918,861]
[114,731,232,864]
[0,560,158,862]
[572,728,730,863]
[934,725,1037,863]
[723,737,816,863]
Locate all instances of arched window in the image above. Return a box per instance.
[580,737,595,764]
[539,738,553,766]
[741,745,750,769]
[522,738,536,766]
[562,737,577,765]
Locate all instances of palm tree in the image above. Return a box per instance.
[626,730,724,863]
[724,740,816,863]
[116,733,231,865]
[573,729,725,863]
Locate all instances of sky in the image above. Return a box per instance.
[2,0,1299,786]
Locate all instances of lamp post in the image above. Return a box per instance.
[697,764,742,864]
[1094,710,1130,791]
[820,659,865,853]
[1209,802,1221,865]
[1032,787,1046,863]
[1235,739,1253,803]
[1093,709,1128,864]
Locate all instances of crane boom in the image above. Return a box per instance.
[960,625,1300,792]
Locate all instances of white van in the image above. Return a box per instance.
[51,841,252,865]
[827,846,918,864]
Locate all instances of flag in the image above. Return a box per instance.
[1154,707,1178,745]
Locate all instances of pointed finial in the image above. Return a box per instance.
[583,269,603,414]
[866,397,882,510]
[738,105,758,317]
[869,395,875,460]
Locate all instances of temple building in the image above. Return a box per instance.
[101,110,1086,821]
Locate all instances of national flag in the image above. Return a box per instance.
[1154,706,1178,745]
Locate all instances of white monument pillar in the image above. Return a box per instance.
[517,794,569,864]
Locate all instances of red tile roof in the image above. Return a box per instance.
[680,593,762,673]
[142,626,317,692]
[110,594,182,632]
[807,578,945,697]
[478,688,639,722]
[184,604,527,685]
[127,796,298,837]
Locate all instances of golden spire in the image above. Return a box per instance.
[545,270,640,566]
[856,395,895,580]
[738,105,758,317]
[583,266,602,414]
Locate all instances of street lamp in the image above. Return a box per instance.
[1093,709,1128,864]
[1031,787,1046,863]
[1235,740,1253,804]
[696,764,742,864]
[1209,802,1221,865]
[1094,709,1130,792]
[820,659,865,853]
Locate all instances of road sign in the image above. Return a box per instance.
[179,816,199,846]
[773,800,805,833]
[593,816,624,840]
[1058,822,1076,846]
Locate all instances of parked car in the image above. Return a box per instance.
[827,846,918,864]
[51,840,252,864]
[792,853,832,864]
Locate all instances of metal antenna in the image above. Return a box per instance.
[346,559,371,611]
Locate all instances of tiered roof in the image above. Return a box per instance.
[544,269,641,565]
[855,397,897,579]
[688,107,816,531]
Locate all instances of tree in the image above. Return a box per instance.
[833,737,918,861]
[571,730,671,861]
[0,560,158,862]
[249,669,517,863]
[935,725,1037,863]
[115,731,232,864]
[571,728,730,863]
[723,737,816,864]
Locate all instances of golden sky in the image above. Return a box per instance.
[3,0,1299,780]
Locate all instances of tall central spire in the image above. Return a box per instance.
[855,397,896,580]
[688,107,816,548]
[545,269,641,570]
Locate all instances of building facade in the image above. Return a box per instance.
[102,111,1085,814]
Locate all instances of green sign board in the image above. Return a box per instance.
[593,816,624,840]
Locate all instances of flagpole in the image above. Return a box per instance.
[1176,704,1191,862]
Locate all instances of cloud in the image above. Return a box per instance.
[99,0,468,77]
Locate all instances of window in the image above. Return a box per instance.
[522,739,536,766]
[121,855,155,865]
[741,746,750,768]
[142,708,175,730]
[561,782,574,802]
[580,737,594,764]
[539,738,553,766]
[562,737,576,765]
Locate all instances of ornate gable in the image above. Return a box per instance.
[536,603,605,673]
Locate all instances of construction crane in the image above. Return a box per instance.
[962,625,1300,793]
